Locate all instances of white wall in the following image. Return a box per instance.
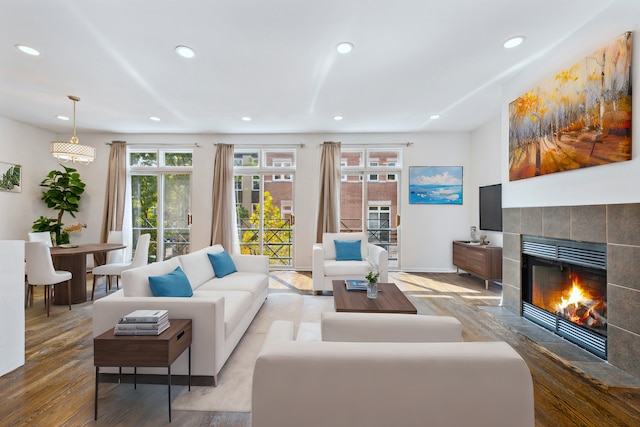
[501,7,640,208]
[0,117,60,240]
[470,118,503,248]
[43,131,475,273]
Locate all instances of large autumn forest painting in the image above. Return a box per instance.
[509,32,632,181]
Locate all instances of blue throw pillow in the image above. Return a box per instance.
[208,250,238,278]
[148,266,193,297]
[334,239,362,261]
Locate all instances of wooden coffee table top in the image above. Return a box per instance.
[332,280,417,314]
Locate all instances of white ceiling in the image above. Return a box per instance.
[0,0,631,136]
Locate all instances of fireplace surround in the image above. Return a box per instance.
[501,203,640,379]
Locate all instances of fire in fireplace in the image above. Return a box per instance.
[522,235,607,359]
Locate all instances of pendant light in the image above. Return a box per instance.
[50,95,96,164]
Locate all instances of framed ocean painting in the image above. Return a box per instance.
[409,166,462,205]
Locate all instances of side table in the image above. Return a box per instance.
[94,318,192,422]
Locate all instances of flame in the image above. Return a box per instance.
[557,281,589,310]
[554,275,606,328]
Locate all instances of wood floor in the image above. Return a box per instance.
[2,271,639,426]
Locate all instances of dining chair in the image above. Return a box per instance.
[26,233,53,303]
[28,231,53,247]
[25,241,72,316]
[91,233,151,300]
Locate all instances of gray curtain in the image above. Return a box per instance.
[210,144,239,252]
[96,140,127,265]
[316,141,341,243]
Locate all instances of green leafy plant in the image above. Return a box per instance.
[366,260,380,284]
[32,165,86,245]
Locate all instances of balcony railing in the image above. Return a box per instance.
[237,218,293,266]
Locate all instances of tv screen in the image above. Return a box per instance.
[479,184,502,232]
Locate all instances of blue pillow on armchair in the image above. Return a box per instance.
[148,266,193,297]
[208,250,238,278]
[334,239,362,261]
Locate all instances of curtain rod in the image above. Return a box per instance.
[329,142,413,147]
[105,142,200,148]
[214,143,305,148]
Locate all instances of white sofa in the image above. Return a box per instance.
[312,232,388,294]
[252,313,534,427]
[92,244,269,386]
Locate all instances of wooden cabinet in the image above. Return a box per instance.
[452,241,502,289]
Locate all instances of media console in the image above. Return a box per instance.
[452,240,502,289]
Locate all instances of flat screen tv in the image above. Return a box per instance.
[479,184,502,232]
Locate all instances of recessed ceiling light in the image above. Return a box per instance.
[503,36,526,49]
[149,116,161,121]
[175,45,196,58]
[241,116,252,122]
[430,114,441,120]
[335,42,354,54]
[15,44,40,56]
[333,115,343,121]
[56,115,70,121]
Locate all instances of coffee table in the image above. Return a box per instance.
[332,280,417,314]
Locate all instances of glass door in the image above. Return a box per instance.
[234,148,296,268]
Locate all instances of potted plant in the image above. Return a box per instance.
[32,165,86,245]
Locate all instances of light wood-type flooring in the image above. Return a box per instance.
[1,271,639,426]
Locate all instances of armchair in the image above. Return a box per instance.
[312,232,388,294]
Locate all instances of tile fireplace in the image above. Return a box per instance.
[501,204,640,380]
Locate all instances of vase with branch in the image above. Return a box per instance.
[366,260,380,299]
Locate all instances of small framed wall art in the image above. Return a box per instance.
[409,166,463,205]
[0,161,22,193]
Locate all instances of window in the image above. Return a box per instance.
[339,147,402,268]
[129,148,193,262]
[235,148,296,267]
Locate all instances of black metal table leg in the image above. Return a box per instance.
[94,367,99,420]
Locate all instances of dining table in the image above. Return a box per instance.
[50,243,126,305]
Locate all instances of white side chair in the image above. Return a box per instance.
[91,233,151,300]
[25,241,72,317]
[28,231,53,247]
[312,232,388,294]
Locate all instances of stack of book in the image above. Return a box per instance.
[344,279,368,291]
[114,309,170,336]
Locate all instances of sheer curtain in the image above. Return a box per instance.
[210,144,240,253]
[95,141,127,266]
[315,141,341,243]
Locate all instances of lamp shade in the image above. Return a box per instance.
[50,141,96,164]
[50,95,96,164]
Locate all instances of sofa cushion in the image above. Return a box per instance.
[197,290,253,338]
[179,250,214,289]
[148,266,193,297]
[208,250,238,278]
[324,259,370,277]
[334,239,362,261]
[323,232,369,260]
[121,258,182,297]
[197,271,269,296]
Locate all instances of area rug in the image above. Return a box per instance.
[172,293,333,412]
